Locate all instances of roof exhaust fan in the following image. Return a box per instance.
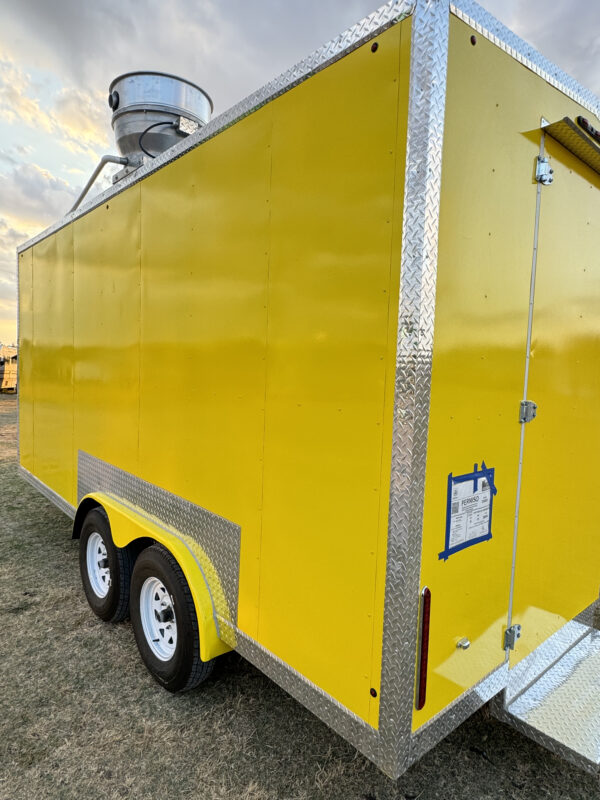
[70,71,212,214]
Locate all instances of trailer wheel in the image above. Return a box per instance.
[79,507,133,623]
[130,544,214,692]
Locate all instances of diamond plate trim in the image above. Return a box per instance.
[544,117,600,175]
[17,0,600,779]
[451,1,600,120]
[235,630,379,754]
[411,663,507,761]
[77,451,383,763]
[77,451,240,628]
[17,0,415,255]
[493,629,600,775]
[376,0,450,777]
[18,465,76,519]
[497,604,599,708]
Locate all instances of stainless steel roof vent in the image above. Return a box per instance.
[69,71,212,214]
[109,71,213,163]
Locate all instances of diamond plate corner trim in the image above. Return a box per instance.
[376,0,450,777]
[451,0,600,119]
[17,0,415,255]
[19,465,76,519]
[77,451,240,629]
[410,663,507,762]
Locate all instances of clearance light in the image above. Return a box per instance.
[416,586,431,711]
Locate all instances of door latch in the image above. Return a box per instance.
[504,624,522,651]
[535,156,554,185]
[519,400,537,424]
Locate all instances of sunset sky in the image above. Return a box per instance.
[0,0,598,345]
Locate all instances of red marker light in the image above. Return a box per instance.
[416,586,431,711]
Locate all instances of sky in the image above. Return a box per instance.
[0,0,599,345]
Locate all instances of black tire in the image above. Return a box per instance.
[130,544,214,692]
[79,507,133,623]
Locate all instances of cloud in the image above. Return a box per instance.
[0,0,382,116]
[469,0,600,94]
[53,86,112,152]
[0,162,76,226]
[0,53,111,164]
[0,54,55,132]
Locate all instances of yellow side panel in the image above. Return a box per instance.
[512,138,600,660]
[73,188,141,490]
[257,23,406,724]
[138,108,272,637]
[415,19,538,727]
[31,227,74,503]
[416,16,600,726]
[18,248,34,470]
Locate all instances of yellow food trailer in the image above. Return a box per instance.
[17,0,600,778]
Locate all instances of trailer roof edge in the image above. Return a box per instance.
[17,0,600,255]
[16,0,416,255]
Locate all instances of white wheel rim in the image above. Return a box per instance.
[86,531,111,598]
[139,577,178,661]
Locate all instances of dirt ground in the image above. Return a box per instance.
[0,394,597,800]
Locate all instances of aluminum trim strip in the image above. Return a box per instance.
[17,0,416,255]
[235,630,379,756]
[77,451,241,629]
[544,117,600,175]
[451,1,600,119]
[18,465,76,519]
[502,614,598,706]
[493,629,600,775]
[410,662,507,761]
[493,701,599,776]
[376,0,450,777]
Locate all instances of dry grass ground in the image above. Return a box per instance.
[0,393,597,800]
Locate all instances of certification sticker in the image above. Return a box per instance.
[439,461,497,561]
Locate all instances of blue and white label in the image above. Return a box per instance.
[439,462,497,561]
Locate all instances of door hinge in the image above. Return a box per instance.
[504,624,522,651]
[535,155,554,185]
[519,400,537,424]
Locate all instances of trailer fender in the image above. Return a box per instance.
[75,491,232,661]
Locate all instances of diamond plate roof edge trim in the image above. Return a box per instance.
[451,0,600,119]
[376,0,450,777]
[16,0,415,255]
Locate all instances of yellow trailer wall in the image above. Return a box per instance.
[18,18,411,727]
[415,16,600,729]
